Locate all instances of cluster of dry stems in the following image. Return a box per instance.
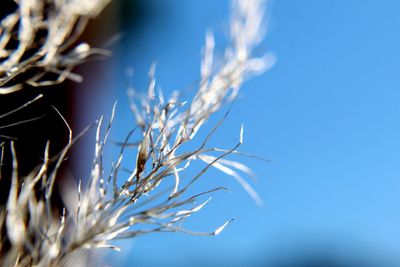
[0,0,274,266]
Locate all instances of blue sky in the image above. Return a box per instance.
[86,0,400,266]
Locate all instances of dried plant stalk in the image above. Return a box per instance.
[0,0,275,266]
[0,0,111,94]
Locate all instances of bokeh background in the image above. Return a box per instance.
[73,0,400,266]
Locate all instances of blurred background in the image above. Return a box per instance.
[71,0,400,266]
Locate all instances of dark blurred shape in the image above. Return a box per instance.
[266,256,384,267]
[257,241,399,267]
[0,0,148,260]
[0,0,17,20]
[0,85,74,200]
[119,0,149,31]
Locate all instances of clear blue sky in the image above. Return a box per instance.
[91,0,400,266]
